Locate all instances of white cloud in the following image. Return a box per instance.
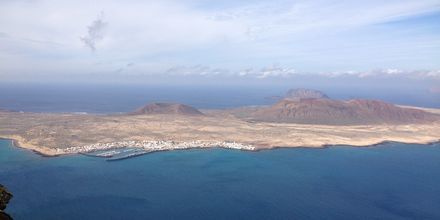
[324,69,440,79]
[0,0,439,80]
[80,11,107,52]
[256,66,297,79]
[160,65,440,80]
[209,0,440,39]
[165,65,230,76]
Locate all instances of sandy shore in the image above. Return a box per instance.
[1,135,62,156]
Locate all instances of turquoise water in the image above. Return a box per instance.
[1,139,440,219]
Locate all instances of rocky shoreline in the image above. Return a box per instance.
[0,184,13,220]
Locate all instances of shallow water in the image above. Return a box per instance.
[1,140,440,219]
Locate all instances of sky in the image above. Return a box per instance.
[0,0,440,84]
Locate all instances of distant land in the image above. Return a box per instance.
[285,88,330,100]
[130,103,204,116]
[248,98,437,125]
[0,89,439,157]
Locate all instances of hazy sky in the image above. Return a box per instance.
[1,0,440,82]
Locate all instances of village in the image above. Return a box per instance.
[61,140,256,155]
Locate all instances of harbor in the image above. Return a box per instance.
[74,140,255,160]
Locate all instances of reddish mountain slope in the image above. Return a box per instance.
[250,97,439,125]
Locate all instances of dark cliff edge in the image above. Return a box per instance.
[0,184,13,220]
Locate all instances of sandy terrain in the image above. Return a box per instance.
[0,108,439,156]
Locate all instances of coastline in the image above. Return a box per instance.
[1,108,439,158]
[0,136,63,156]
[2,135,439,157]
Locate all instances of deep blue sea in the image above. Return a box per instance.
[1,140,440,220]
[1,83,440,219]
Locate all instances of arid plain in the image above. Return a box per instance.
[1,105,439,156]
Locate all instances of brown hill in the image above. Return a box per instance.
[250,98,439,125]
[130,103,203,116]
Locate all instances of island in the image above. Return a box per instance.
[0,89,439,158]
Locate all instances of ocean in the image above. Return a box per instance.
[1,83,439,113]
[1,83,440,219]
[1,140,440,219]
